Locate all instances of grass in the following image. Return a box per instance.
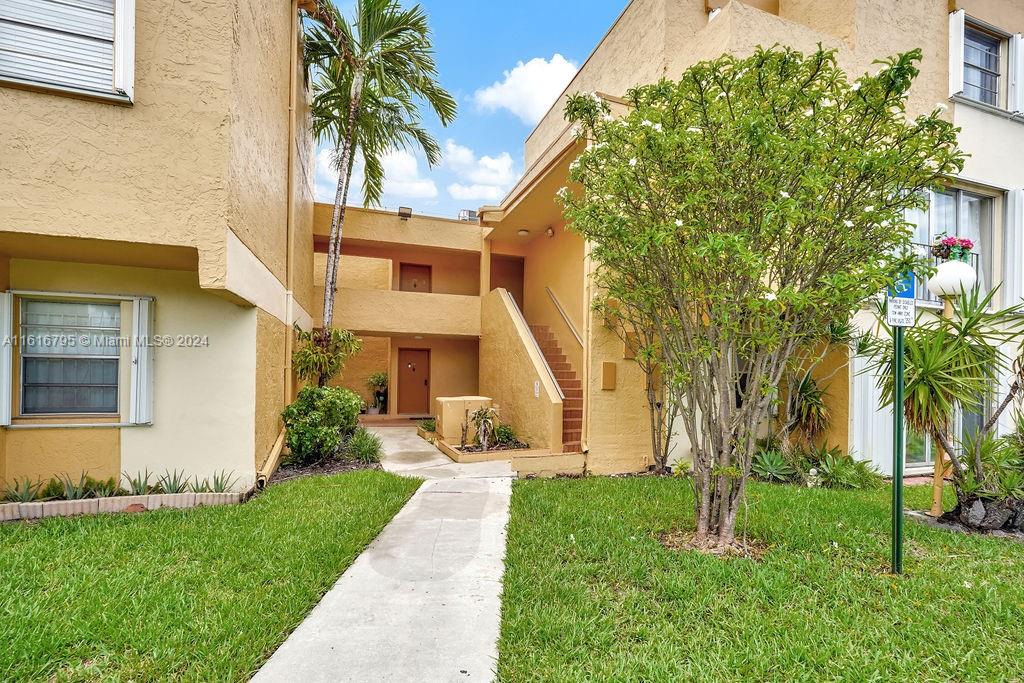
[499,477,1024,682]
[0,470,420,682]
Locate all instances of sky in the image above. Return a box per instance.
[314,0,628,219]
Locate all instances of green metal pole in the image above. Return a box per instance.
[892,325,905,574]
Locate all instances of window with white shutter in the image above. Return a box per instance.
[0,0,135,102]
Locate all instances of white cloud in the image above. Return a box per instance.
[442,139,517,203]
[473,54,578,125]
[447,183,505,202]
[315,146,437,203]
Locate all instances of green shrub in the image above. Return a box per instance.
[87,476,119,498]
[495,424,519,447]
[282,385,363,465]
[40,478,63,500]
[815,451,883,490]
[292,327,362,386]
[418,418,436,432]
[346,428,383,464]
[751,449,797,483]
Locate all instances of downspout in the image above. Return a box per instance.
[257,0,300,489]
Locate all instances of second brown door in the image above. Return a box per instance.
[399,263,431,292]
[397,348,430,414]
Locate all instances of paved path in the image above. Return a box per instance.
[252,427,513,683]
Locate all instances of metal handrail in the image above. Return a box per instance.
[544,286,584,348]
[503,289,565,400]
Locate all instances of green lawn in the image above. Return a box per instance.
[0,470,420,682]
[499,477,1024,682]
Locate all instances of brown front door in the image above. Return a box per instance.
[397,349,430,414]
[399,263,431,292]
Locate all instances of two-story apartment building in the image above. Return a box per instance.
[329,0,1024,477]
[0,0,315,490]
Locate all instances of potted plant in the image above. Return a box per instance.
[366,372,389,415]
[927,234,977,298]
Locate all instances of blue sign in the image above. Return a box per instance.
[889,272,916,300]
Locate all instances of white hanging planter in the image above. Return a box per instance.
[927,260,976,298]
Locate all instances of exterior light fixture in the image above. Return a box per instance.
[517,229,530,237]
[414,335,424,340]
[545,227,555,238]
[398,206,413,220]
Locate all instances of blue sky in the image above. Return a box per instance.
[314,0,627,218]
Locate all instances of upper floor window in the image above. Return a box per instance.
[949,10,1023,114]
[963,26,1001,106]
[0,0,135,102]
[906,188,995,303]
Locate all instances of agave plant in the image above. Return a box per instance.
[56,472,91,500]
[210,470,238,493]
[158,469,189,495]
[124,470,152,496]
[4,477,42,503]
[751,450,797,483]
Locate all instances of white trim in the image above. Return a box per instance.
[288,292,313,331]
[7,422,140,430]
[113,0,135,102]
[851,353,894,476]
[1011,34,1024,114]
[0,293,12,426]
[950,10,966,98]
[129,297,154,425]
[1006,189,1024,306]
[11,289,139,301]
[225,229,304,328]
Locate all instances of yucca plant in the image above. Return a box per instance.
[158,469,189,495]
[191,477,212,494]
[124,470,152,496]
[88,477,119,498]
[210,470,238,493]
[56,472,91,500]
[4,477,42,503]
[791,374,830,444]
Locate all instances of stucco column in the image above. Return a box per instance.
[480,235,491,297]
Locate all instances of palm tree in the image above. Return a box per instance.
[303,0,456,331]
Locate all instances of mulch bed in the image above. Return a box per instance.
[270,459,380,484]
[455,441,529,454]
[658,529,769,560]
[905,509,1024,544]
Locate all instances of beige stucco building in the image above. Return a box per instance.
[4,0,1023,486]
[0,0,315,490]
[331,0,1024,477]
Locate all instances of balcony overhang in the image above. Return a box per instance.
[325,287,481,338]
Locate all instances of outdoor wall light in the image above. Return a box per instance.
[398,206,413,220]
[517,229,530,237]
[545,227,555,238]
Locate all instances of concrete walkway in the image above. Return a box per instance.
[252,427,513,683]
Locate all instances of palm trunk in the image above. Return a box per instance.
[321,70,364,333]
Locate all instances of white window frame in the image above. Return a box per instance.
[0,290,153,428]
[0,0,135,104]
[950,10,1024,117]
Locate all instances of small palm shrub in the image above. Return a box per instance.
[751,449,797,483]
[470,406,499,450]
[292,327,363,387]
[346,428,383,464]
[282,385,363,465]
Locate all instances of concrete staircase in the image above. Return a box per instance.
[529,325,582,453]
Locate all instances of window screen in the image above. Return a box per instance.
[20,300,120,414]
[964,27,1001,106]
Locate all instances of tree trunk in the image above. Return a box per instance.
[321,70,364,333]
[693,468,743,548]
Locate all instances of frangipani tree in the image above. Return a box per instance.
[561,46,963,550]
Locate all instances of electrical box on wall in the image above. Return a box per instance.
[601,361,617,391]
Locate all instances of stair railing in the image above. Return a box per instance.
[503,289,565,400]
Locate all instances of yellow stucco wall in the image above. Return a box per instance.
[479,289,562,449]
[814,345,852,453]
[521,222,586,375]
[314,205,484,254]
[3,259,260,491]
[340,244,481,296]
[0,0,307,300]
[335,336,391,406]
[388,336,479,416]
[329,288,482,338]
[255,309,287,471]
[3,428,120,485]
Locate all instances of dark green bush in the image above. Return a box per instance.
[346,428,383,464]
[282,385,363,465]
[495,424,519,447]
[418,418,436,432]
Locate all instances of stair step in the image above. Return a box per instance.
[554,371,576,382]
[545,354,567,364]
[563,389,583,399]
[549,362,572,372]
[562,442,582,453]
[559,379,581,390]
[562,419,582,430]
[563,409,582,419]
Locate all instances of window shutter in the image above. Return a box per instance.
[1011,34,1024,114]
[0,292,11,427]
[1006,189,1024,307]
[129,297,153,425]
[0,0,117,95]
[949,10,965,98]
[851,353,894,476]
